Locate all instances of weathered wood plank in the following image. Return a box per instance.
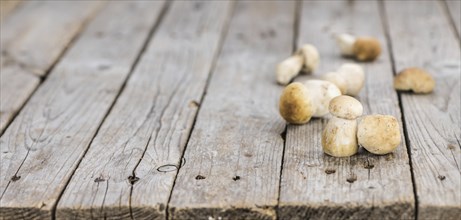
[278,1,415,219]
[0,1,165,218]
[168,1,294,219]
[445,0,461,37]
[384,1,461,219]
[0,1,104,133]
[56,1,233,219]
[0,0,22,21]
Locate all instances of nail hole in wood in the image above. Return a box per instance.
[128,175,140,184]
[195,175,205,180]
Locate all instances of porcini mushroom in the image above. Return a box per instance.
[279,82,314,124]
[394,67,435,93]
[322,72,348,95]
[322,95,363,157]
[276,55,303,85]
[337,63,365,96]
[358,114,401,155]
[276,44,320,85]
[336,34,381,61]
[298,44,320,73]
[304,80,341,117]
[322,63,365,96]
[279,80,341,124]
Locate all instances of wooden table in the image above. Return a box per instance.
[1,1,460,219]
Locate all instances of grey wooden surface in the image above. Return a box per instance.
[57,1,231,219]
[445,0,461,37]
[0,0,460,219]
[0,1,103,133]
[0,0,22,21]
[168,1,291,219]
[384,1,461,219]
[279,1,414,219]
[0,1,164,218]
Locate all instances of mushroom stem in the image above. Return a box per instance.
[276,55,304,85]
[336,33,356,56]
[322,117,358,157]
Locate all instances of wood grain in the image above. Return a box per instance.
[56,1,233,219]
[0,1,165,218]
[384,1,461,219]
[0,0,22,21]
[278,1,415,219]
[0,1,104,133]
[445,0,461,37]
[168,1,294,219]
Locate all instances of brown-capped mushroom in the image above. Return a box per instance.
[394,67,435,93]
[336,34,381,61]
[279,82,315,124]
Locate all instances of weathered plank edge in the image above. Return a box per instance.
[277,202,414,220]
[169,207,276,220]
[51,2,171,219]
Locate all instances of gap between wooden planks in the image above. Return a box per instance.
[0,1,166,218]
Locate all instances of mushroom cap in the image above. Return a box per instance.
[276,55,303,85]
[279,82,314,124]
[322,72,348,94]
[297,44,320,73]
[394,67,435,93]
[353,37,381,61]
[358,114,401,155]
[337,63,365,96]
[304,80,341,117]
[335,33,356,56]
[322,117,358,157]
[329,95,363,119]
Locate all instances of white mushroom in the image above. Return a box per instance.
[322,95,363,157]
[298,44,320,73]
[322,63,365,96]
[336,33,356,56]
[322,117,359,157]
[276,55,303,85]
[337,63,365,96]
[304,80,341,117]
[276,44,320,85]
[322,72,348,95]
[336,33,381,61]
[358,114,401,155]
